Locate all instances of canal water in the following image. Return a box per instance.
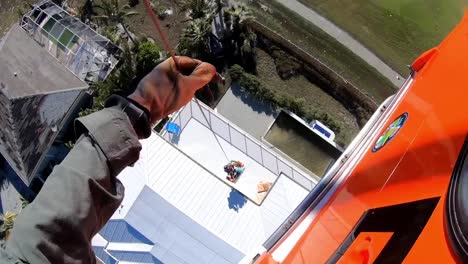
[265,112,342,177]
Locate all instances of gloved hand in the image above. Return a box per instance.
[128,56,216,124]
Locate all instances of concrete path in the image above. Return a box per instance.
[273,0,405,87]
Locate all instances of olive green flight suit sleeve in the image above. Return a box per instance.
[0,107,142,264]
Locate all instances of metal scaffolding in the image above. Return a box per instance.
[20,0,120,83]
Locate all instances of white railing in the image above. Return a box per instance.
[162,100,318,191]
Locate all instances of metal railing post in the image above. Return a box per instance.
[276,157,280,175]
[227,122,232,144]
[260,145,264,166]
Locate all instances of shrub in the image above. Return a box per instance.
[289,98,305,113]
[136,41,161,77]
[229,64,262,94]
[261,88,275,102]
[275,94,289,108]
[228,64,244,81]
[240,73,262,94]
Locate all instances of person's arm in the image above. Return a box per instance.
[3,107,139,263]
[1,57,215,263]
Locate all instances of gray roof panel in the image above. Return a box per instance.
[0,89,83,182]
[0,24,87,99]
[0,24,87,182]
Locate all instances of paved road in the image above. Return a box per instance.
[274,0,405,87]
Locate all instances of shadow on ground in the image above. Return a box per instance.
[227,188,247,212]
[170,133,180,145]
[230,83,278,116]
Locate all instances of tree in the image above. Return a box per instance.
[226,4,253,27]
[78,0,95,22]
[93,0,139,44]
[112,44,136,94]
[215,0,229,13]
[178,18,213,59]
[222,4,256,72]
[223,7,232,30]
[229,4,254,55]
[177,0,214,20]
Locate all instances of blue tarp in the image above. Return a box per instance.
[166,122,181,135]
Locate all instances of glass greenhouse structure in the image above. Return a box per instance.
[20,0,120,83]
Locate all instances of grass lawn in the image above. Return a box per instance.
[256,48,360,145]
[250,0,396,103]
[297,0,468,75]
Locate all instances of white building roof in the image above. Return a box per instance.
[92,234,108,247]
[110,132,309,261]
[94,100,315,263]
[106,242,153,252]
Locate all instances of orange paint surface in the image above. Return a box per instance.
[338,232,393,264]
[257,10,468,264]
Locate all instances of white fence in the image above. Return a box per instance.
[163,100,317,191]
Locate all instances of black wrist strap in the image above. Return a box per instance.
[105,95,152,139]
